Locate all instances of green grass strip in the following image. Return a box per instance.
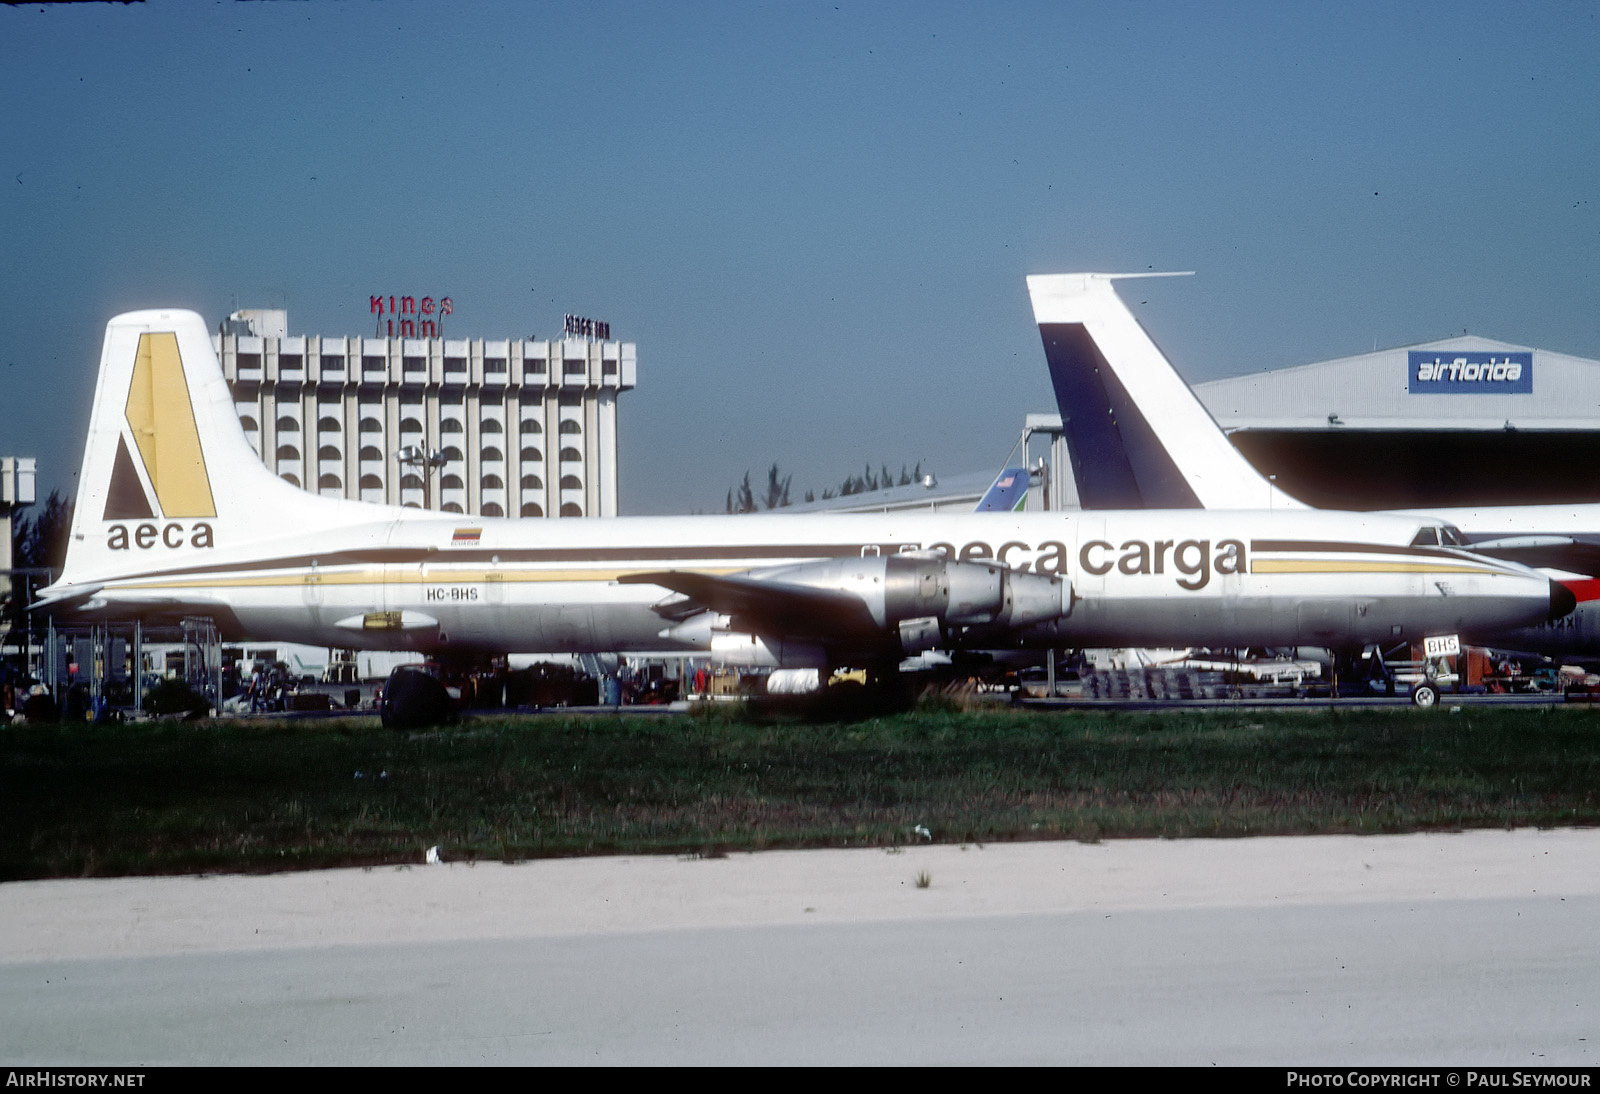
[5,702,1600,879]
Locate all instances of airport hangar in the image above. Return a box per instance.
[1193,336,1600,510]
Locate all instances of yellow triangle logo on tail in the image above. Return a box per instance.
[118,332,216,519]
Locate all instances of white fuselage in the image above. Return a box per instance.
[48,507,1564,664]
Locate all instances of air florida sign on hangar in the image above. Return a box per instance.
[1409,350,1533,394]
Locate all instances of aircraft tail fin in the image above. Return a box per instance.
[973,466,1031,513]
[1026,273,1304,511]
[55,309,405,588]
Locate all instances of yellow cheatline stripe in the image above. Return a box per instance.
[1251,559,1506,576]
[107,558,1518,592]
[109,566,744,592]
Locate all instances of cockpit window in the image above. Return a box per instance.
[1411,524,1470,548]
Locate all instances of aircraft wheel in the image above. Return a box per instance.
[380,665,456,730]
[1410,682,1439,708]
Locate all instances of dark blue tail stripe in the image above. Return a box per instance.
[1038,322,1201,510]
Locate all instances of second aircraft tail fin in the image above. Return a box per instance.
[1026,273,1304,511]
[973,466,1031,513]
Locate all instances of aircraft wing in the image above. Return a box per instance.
[618,570,881,641]
[1467,534,1600,578]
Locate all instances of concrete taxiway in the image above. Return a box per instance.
[3,829,1598,1065]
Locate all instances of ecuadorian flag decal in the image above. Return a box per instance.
[452,528,483,546]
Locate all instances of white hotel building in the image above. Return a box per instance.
[215,309,636,518]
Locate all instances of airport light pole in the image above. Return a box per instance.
[395,445,447,510]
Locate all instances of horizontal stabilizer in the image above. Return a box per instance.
[29,583,104,612]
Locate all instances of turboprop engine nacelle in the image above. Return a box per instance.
[752,553,1075,631]
[656,554,1073,664]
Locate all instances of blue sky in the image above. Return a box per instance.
[3,1,1598,514]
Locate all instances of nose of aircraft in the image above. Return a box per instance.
[1550,580,1578,621]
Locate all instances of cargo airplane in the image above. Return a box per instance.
[32,309,1572,713]
[1026,271,1600,658]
